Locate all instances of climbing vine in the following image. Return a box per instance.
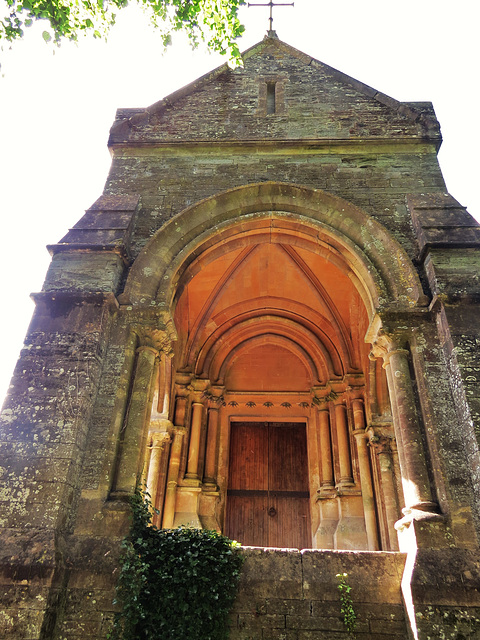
[336,572,357,636]
[111,489,243,640]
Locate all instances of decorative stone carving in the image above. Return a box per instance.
[134,326,176,355]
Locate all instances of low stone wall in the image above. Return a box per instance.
[230,548,408,640]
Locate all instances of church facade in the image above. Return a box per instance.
[1,36,480,638]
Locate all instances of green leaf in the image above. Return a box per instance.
[1,0,245,65]
[42,30,51,42]
[110,487,244,640]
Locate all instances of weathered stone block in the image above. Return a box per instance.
[266,598,311,616]
[286,614,345,631]
[238,549,303,600]
[238,613,286,630]
[43,252,125,294]
[301,550,405,604]
[228,629,263,640]
[262,631,299,640]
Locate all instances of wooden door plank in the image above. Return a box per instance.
[228,422,268,491]
[225,494,268,546]
[268,423,309,492]
[268,495,311,549]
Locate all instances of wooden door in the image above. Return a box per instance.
[225,422,311,548]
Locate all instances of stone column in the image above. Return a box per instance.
[112,343,158,498]
[152,352,173,420]
[112,327,175,499]
[186,401,204,482]
[383,343,437,515]
[368,318,443,536]
[173,374,191,429]
[162,427,186,528]
[352,399,379,551]
[370,434,399,550]
[146,431,171,511]
[318,407,334,489]
[381,352,409,492]
[334,400,354,485]
[204,403,221,488]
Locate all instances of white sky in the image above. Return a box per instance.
[0,0,479,404]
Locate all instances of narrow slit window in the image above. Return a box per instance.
[266,82,276,114]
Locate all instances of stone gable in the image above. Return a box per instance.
[109,38,440,145]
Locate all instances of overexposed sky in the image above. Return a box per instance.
[0,0,478,403]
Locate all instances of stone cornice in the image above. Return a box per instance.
[109,138,440,155]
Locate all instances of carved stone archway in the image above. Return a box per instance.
[121,182,440,551]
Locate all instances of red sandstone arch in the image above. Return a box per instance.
[198,316,336,383]
[193,304,346,377]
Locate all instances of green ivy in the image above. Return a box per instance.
[111,489,243,640]
[336,572,357,636]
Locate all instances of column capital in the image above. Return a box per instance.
[149,417,174,432]
[134,326,176,355]
[367,424,395,451]
[311,387,341,406]
[352,428,369,440]
[172,425,187,437]
[174,372,193,392]
[366,314,415,361]
[188,377,210,392]
[203,385,225,408]
[369,433,393,455]
[382,347,410,368]
[185,378,209,404]
[332,393,346,406]
[149,431,171,449]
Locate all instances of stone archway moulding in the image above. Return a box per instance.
[121,182,425,316]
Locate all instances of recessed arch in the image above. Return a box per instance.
[218,334,317,389]
[199,316,337,384]
[121,182,425,315]
[192,301,347,375]
[135,181,419,552]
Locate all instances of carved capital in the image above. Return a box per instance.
[149,418,174,435]
[175,372,193,392]
[352,428,369,440]
[203,385,226,408]
[311,387,340,406]
[149,431,171,449]
[187,378,210,402]
[368,319,409,362]
[172,426,187,437]
[369,433,393,455]
[135,326,175,355]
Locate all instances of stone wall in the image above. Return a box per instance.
[105,146,445,262]
[230,548,408,640]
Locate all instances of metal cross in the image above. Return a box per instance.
[248,0,295,33]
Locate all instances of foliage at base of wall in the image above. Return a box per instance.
[110,490,243,640]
